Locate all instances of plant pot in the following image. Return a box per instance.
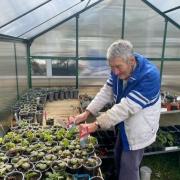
[0,163,14,179]
[59,90,65,100]
[67,158,82,174]
[44,141,58,147]
[36,111,43,125]
[46,118,54,126]
[51,160,67,173]
[6,149,20,158]
[73,89,79,99]
[24,117,34,124]
[0,152,9,163]
[48,92,54,102]
[25,170,42,180]
[11,155,29,165]
[5,171,24,180]
[35,160,51,173]
[83,156,102,177]
[17,162,34,173]
[64,91,69,99]
[44,171,68,180]
[69,90,73,99]
[29,151,45,163]
[60,150,73,159]
[54,91,59,100]
[44,154,58,161]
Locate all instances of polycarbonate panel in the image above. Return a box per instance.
[153,61,161,70]
[52,59,76,76]
[0,0,47,27]
[31,19,76,57]
[31,59,47,76]
[125,0,164,57]
[79,59,109,86]
[166,9,180,25]
[79,0,123,57]
[21,0,100,39]
[79,59,110,76]
[0,0,100,39]
[15,43,28,95]
[161,60,180,91]
[165,23,180,58]
[146,0,180,12]
[0,41,16,123]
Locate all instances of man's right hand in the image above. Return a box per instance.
[69,110,90,125]
[74,110,91,124]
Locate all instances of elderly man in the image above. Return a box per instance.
[72,39,161,180]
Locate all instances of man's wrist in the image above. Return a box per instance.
[85,109,91,117]
[94,121,101,129]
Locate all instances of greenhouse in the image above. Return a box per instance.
[0,0,180,179]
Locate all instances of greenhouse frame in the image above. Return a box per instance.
[0,0,180,179]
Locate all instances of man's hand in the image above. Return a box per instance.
[79,122,98,134]
[67,110,90,127]
[74,110,91,125]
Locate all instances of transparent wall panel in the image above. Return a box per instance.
[152,60,161,70]
[0,41,16,128]
[31,19,76,57]
[79,0,123,57]
[31,59,47,76]
[15,43,28,95]
[161,60,180,91]
[52,59,76,76]
[165,23,180,58]
[125,0,164,57]
[79,59,109,86]
[32,76,76,87]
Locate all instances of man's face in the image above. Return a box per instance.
[109,57,135,80]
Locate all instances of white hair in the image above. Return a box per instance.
[106,39,134,63]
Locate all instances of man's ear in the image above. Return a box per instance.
[129,56,136,65]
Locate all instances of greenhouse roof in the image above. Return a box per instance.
[0,0,179,42]
[0,0,103,41]
[142,0,180,29]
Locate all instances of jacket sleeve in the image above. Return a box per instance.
[86,83,114,115]
[96,96,142,129]
[96,72,160,129]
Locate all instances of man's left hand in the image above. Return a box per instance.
[79,122,98,134]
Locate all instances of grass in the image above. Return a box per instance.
[141,152,180,180]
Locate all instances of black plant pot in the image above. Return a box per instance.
[54,91,59,100]
[46,118,54,126]
[36,110,43,125]
[25,170,42,180]
[5,171,24,180]
[59,91,65,100]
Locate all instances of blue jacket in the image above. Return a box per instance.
[107,53,160,150]
[87,53,161,150]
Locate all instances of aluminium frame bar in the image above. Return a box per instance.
[164,6,180,13]
[160,20,168,81]
[27,41,32,88]
[30,56,179,61]
[0,34,27,43]
[121,0,126,39]
[76,15,79,89]
[13,43,20,100]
